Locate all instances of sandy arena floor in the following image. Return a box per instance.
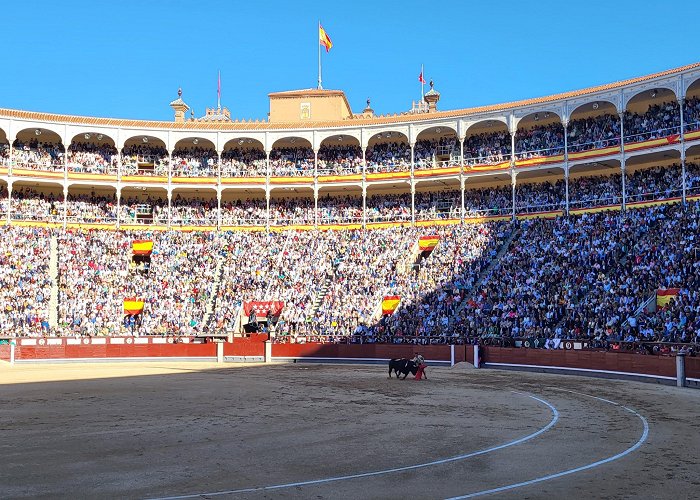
[0,361,698,499]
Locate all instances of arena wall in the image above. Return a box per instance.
[3,339,697,387]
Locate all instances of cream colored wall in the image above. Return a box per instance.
[270,94,352,123]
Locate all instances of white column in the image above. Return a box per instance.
[410,181,416,226]
[167,190,172,229]
[563,120,570,215]
[62,186,68,229]
[460,138,465,223]
[314,185,319,229]
[265,151,271,231]
[510,129,517,219]
[362,184,367,229]
[511,170,517,220]
[116,187,121,229]
[619,112,626,210]
[679,97,687,204]
[6,180,12,224]
[216,189,222,230]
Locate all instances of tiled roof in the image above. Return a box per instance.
[1,63,698,131]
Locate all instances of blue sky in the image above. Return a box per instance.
[1,0,698,121]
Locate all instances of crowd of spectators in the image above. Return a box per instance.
[67,142,118,174]
[0,195,698,346]
[221,148,267,177]
[171,147,217,177]
[317,144,363,175]
[12,140,65,171]
[0,227,52,336]
[624,101,680,143]
[122,144,169,176]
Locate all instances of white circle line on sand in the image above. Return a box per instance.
[146,392,559,500]
[444,389,650,499]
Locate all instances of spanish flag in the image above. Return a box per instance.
[319,24,332,52]
[123,298,145,315]
[418,235,440,251]
[382,296,401,315]
[132,240,154,256]
[656,288,680,308]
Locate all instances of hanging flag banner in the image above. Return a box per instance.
[132,240,154,256]
[382,296,401,315]
[319,24,333,52]
[656,288,680,308]
[244,301,285,319]
[418,235,440,251]
[123,298,145,315]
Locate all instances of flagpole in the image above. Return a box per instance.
[318,21,322,90]
[217,70,221,109]
[421,64,425,100]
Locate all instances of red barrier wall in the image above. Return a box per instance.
[483,347,678,378]
[224,336,266,357]
[686,356,700,379]
[15,343,216,360]
[272,343,454,362]
[0,344,9,361]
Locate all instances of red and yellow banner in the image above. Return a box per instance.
[319,24,332,52]
[418,235,440,251]
[382,296,401,315]
[132,240,154,255]
[123,298,145,315]
[656,288,680,308]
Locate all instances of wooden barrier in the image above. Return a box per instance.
[482,347,679,378]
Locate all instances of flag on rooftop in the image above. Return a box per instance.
[319,24,332,52]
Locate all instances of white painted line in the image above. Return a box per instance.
[444,389,649,499]
[485,362,677,380]
[146,392,559,500]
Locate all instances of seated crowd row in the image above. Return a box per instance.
[3,99,700,175]
[1,198,698,347]
[2,162,699,224]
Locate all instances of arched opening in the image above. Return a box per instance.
[0,180,8,216]
[172,138,217,178]
[270,137,314,177]
[625,87,679,144]
[464,173,512,217]
[464,120,510,167]
[66,185,118,224]
[515,112,564,160]
[568,160,622,209]
[13,128,65,172]
[0,129,10,168]
[414,179,460,221]
[684,78,700,133]
[685,144,700,197]
[269,187,315,226]
[366,131,410,174]
[10,181,63,222]
[366,183,411,224]
[171,188,218,226]
[119,187,168,225]
[67,132,117,174]
[414,126,459,171]
[220,188,267,226]
[515,168,565,213]
[221,138,266,177]
[568,101,620,153]
[317,186,363,225]
[625,151,682,203]
[317,135,362,176]
[122,136,168,176]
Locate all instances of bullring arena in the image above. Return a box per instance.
[2,359,699,499]
[3,42,700,498]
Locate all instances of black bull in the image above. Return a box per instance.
[388,358,418,379]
